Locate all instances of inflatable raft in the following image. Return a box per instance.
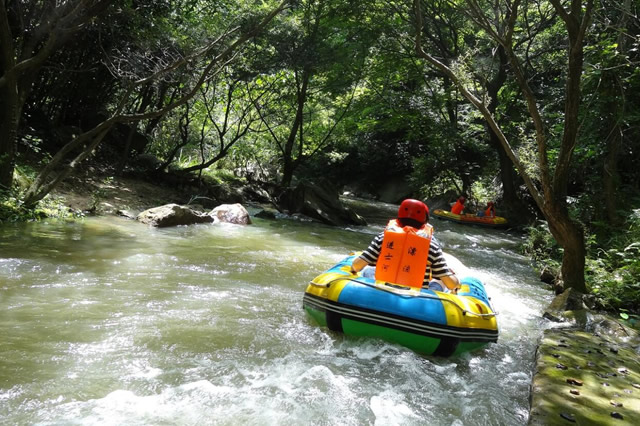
[432,209,508,228]
[303,254,499,357]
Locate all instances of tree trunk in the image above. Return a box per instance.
[280,68,311,188]
[116,85,155,175]
[602,0,631,225]
[546,204,587,293]
[22,125,112,207]
[0,84,20,190]
[485,46,523,207]
[0,7,19,191]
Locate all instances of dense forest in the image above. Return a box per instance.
[1,0,639,316]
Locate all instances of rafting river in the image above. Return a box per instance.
[0,199,553,425]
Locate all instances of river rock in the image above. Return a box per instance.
[543,288,586,322]
[539,266,557,286]
[255,209,277,219]
[137,204,213,227]
[116,209,138,220]
[588,315,640,346]
[209,203,252,225]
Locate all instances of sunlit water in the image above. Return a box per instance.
[0,200,552,425]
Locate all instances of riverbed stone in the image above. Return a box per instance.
[255,208,277,219]
[116,209,138,220]
[209,203,252,225]
[528,326,640,425]
[543,289,587,323]
[137,203,213,227]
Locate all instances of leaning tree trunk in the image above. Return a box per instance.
[22,125,113,207]
[413,0,592,293]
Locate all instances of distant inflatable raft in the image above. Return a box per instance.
[432,209,508,228]
[302,255,499,357]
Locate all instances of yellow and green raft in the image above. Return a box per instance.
[432,209,508,228]
[303,254,499,357]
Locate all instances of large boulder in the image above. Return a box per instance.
[279,181,367,226]
[209,203,252,225]
[137,204,213,227]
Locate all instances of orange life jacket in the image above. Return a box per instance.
[375,219,433,288]
[451,201,464,215]
[484,205,495,217]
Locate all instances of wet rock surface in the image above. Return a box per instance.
[137,204,213,227]
[528,323,640,425]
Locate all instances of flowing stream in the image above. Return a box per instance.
[0,199,553,425]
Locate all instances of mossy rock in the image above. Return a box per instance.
[529,328,640,425]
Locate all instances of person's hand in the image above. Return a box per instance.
[441,274,460,292]
[350,256,367,275]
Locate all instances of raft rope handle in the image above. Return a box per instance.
[308,277,498,318]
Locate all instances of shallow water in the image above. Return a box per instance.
[0,200,552,425]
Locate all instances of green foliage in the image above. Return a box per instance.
[523,210,640,315]
[521,220,563,267]
[200,168,247,187]
[2,161,77,222]
[0,190,75,223]
[586,209,640,314]
[619,310,640,330]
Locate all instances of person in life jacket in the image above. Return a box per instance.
[477,201,496,217]
[450,196,466,215]
[484,201,496,217]
[350,199,461,292]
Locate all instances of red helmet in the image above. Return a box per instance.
[458,196,466,202]
[398,199,429,224]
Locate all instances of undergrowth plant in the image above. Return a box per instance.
[1,190,77,223]
[523,211,640,317]
[587,209,640,316]
[521,220,563,277]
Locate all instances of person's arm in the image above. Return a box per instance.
[351,232,383,274]
[350,256,369,274]
[441,274,461,293]
[428,237,461,292]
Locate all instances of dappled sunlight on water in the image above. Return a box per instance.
[0,204,553,425]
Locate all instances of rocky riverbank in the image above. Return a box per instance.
[51,171,366,227]
[529,308,640,425]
